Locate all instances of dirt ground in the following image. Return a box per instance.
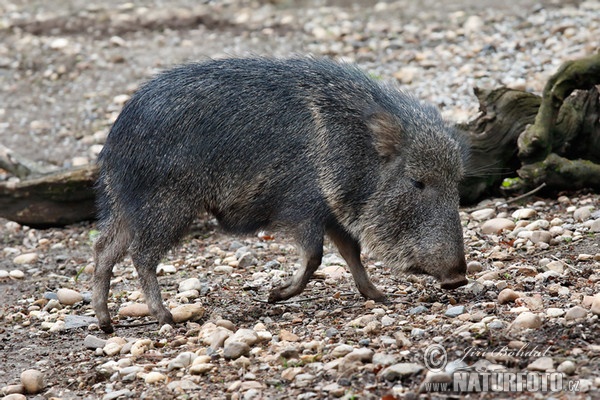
[1,0,599,399]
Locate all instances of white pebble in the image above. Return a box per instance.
[20,369,45,394]
[13,253,38,265]
[56,288,84,305]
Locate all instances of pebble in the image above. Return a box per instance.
[225,328,260,346]
[171,303,205,323]
[445,305,466,317]
[591,296,600,316]
[471,208,495,221]
[481,218,515,234]
[179,277,202,292]
[380,363,423,381]
[189,363,214,375]
[8,270,24,279]
[223,341,250,359]
[510,312,542,331]
[512,208,537,219]
[13,253,38,265]
[466,260,483,274]
[344,347,374,363]
[144,372,167,384]
[55,288,84,306]
[527,357,554,372]
[498,288,519,304]
[20,369,44,394]
[557,360,576,375]
[0,269,9,278]
[118,303,150,317]
[573,206,592,221]
[2,395,27,400]
[331,344,354,358]
[546,308,565,318]
[545,260,564,274]
[565,306,587,321]
[84,335,107,349]
[279,329,300,342]
[530,231,552,244]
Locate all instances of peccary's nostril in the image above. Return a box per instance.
[440,276,468,290]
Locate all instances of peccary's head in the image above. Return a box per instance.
[359,94,468,289]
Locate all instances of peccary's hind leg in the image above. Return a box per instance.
[327,225,386,302]
[93,217,131,333]
[128,205,195,327]
[268,225,324,303]
[130,249,175,328]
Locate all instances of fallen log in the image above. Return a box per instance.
[0,164,98,227]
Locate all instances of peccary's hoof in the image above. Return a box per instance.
[267,290,285,304]
[99,322,115,334]
[440,277,468,290]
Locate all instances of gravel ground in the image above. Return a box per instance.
[1,1,599,399]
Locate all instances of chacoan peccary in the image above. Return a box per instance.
[93,57,468,333]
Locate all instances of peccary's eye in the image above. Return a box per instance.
[410,178,425,190]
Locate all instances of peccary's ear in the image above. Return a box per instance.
[366,110,403,159]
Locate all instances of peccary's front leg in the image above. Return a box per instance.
[268,228,324,303]
[327,225,386,302]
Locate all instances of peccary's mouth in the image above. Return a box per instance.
[440,276,468,290]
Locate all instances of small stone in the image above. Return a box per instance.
[2,394,27,400]
[179,277,202,292]
[9,270,24,279]
[590,219,600,232]
[217,319,236,331]
[103,342,123,356]
[225,328,259,346]
[279,329,300,342]
[464,15,484,35]
[0,269,9,279]
[557,360,576,375]
[546,308,565,318]
[223,341,250,360]
[471,208,495,221]
[331,344,354,358]
[466,261,483,274]
[445,305,466,317]
[171,303,205,323]
[408,305,428,314]
[481,218,515,234]
[13,253,38,265]
[545,260,564,274]
[380,363,423,381]
[281,367,303,381]
[510,312,542,331]
[145,372,167,384]
[344,348,374,363]
[573,206,593,221]
[20,369,44,394]
[527,357,554,372]
[498,288,519,304]
[189,363,214,375]
[512,208,537,219]
[84,334,107,349]
[591,296,600,316]
[118,303,150,317]
[530,231,552,244]
[156,263,176,274]
[565,306,587,321]
[56,288,84,306]
[214,265,234,274]
[373,353,397,366]
[2,384,24,395]
[49,37,69,49]
[237,252,257,268]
